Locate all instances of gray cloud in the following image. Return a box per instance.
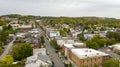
[0,0,120,18]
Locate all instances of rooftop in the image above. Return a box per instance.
[56,37,74,40]
[19,25,32,28]
[63,44,74,49]
[33,48,46,55]
[112,44,120,50]
[71,48,109,59]
[25,48,52,67]
[73,43,84,46]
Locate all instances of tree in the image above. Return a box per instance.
[68,62,73,67]
[77,33,85,41]
[63,28,70,34]
[106,31,120,41]
[12,43,33,61]
[50,39,61,50]
[7,24,12,30]
[103,59,119,67]
[94,64,98,67]
[86,40,99,50]
[0,42,2,55]
[106,38,116,46]
[86,34,108,49]
[40,36,45,45]
[0,55,14,67]
[0,30,7,45]
[0,47,3,55]
[59,29,67,37]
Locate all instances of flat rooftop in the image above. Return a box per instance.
[64,44,74,49]
[112,44,120,50]
[71,48,109,59]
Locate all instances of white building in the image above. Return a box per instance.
[16,33,26,38]
[72,31,82,38]
[11,24,20,30]
[25,48,52,67]
[56,37,75,46]
[71,48,109,59]
[19,25,32,29]
[49,31,60,38]
[109,44,120,52]
[62,24,69,28]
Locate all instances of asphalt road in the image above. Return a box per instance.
[0,36,16,60]
[40,30,65,67]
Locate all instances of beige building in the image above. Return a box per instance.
[19,25,33,32]
[56,37,75,46]
[62,45,110,67]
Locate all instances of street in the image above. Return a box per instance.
[0,36,16,60]
[40,29,65,67]
[45,37,65,67]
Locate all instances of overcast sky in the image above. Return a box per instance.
[0,0,120,18]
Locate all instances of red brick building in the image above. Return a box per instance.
[62,44,110,67]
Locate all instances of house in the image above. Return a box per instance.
[56,37,75,46]
[73,43,86,48]
[28,29,40,34]
[16,33,26,38]
[19,25,33,32]
[0,26,3,30]
[0,16,10,21]
[27,29,40,38]
[9,19,19,30]
[10,24,20,30]
[14,33,26,43]
[8,34,15,41]
[99,31,107,38]
[45,27,57,35]
[72,31,82,38]
[25,48,52,67]
[48,31,60,38]
[62,24,69,28]
[108,44,120,53]
[62,42,86,56]
[29,21,36,28]
[24,38,40,48]
[83,34,95,40]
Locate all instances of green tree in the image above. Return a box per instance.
[0,55,14,67]
[77,33,85,41]
[106,31,120,41]
[100,26,106,31]
[68,62,72,67]
[86,40,99,50]
[106,38,116,46]
[0,42,2,55]
[103,59,119,67]
[59,29,67,37]
[63,28,70,34]
[50,39,61,50]
[86,35,108,49]
[0,30,7,45]
[7,24,12,30]
[40,36,45,45]
[94,64,98,67]
[12,43,33,61]
[0,47,3,55]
